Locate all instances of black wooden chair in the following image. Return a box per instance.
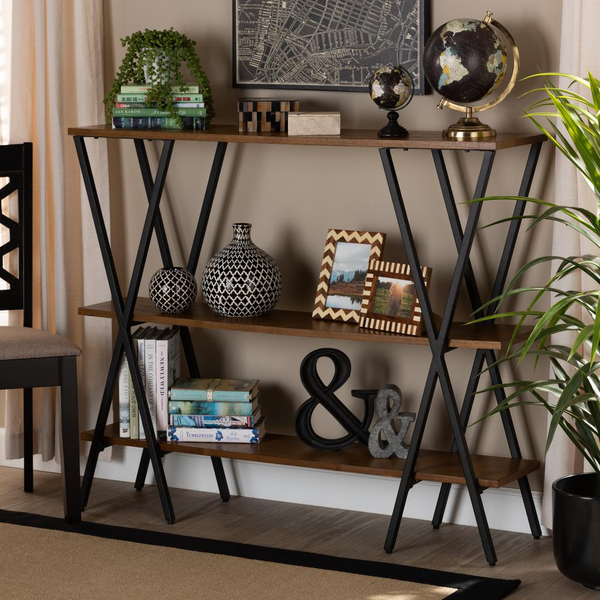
[0,143,81,522]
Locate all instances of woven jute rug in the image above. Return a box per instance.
[0,509,519,600]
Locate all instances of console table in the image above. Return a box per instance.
[69,124,545,566]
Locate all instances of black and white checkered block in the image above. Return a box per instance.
[149,267,198,314]
[202,223,283,317]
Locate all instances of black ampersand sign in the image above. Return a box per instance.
[295,348,378,451]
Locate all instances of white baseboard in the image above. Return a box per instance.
[0,429,547,536]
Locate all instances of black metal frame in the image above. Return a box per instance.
[75,134,542,562]
[74,137,231,523]
[380,144,543,565]
[231,0,431,96]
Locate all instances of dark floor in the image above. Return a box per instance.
[0,465,594,599]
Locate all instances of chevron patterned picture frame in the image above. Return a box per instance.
[312,229,386,323]
[359,259,432,336]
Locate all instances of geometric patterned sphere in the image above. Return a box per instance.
[149,267,198,314]
[201,223,283,318]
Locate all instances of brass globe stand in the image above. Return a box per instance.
[438,12,520,140]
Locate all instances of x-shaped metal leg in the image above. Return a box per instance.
[380,148,498,565]
[430,144,543,539]
[131,140,231,503]
[75,135,176,522]
[76,136,231,518]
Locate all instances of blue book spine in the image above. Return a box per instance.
[169,390,252,401]
[168,401,255,416]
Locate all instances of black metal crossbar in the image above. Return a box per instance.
[74,137,230,523]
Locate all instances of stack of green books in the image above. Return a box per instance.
[112,84,206,130]
[167,378,265,443]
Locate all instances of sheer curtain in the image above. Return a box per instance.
[541,0,600,528]
[4,0,112,461]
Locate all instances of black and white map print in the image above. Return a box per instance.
[234,0,428,93]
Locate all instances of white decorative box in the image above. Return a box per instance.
[287,112,341,136]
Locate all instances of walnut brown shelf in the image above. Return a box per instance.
[78,297,530,350]
[68,124,545,151]
[81,424,540,489]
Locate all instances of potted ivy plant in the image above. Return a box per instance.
[473,72,600,591]
[104,28,215,126]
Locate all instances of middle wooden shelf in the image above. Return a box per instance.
[79,297,530,350]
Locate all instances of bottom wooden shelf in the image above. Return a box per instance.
[82,424,540,489]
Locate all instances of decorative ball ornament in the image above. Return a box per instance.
[202,223,283,318]
[149,267,198,314]
[368,65,414,138]
[423,11,519,139]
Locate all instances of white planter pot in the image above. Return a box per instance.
[142,49,172,86]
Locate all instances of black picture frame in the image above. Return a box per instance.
[232,0,430,95]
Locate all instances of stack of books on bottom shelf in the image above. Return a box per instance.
[118,326,181,440]
[167,378,265,444]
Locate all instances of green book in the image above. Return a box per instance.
[113,107,206,118]
[168,399,259,416]
[169,378,259,401]
[120,84,200,94]
[116,93,204,103]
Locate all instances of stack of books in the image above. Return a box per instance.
[118,326,181,439]
[167,378,265,443]
[112,84,207,130]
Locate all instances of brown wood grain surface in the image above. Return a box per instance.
[81,424,540,488]
[68,124,546,150]
[78,297,531,350]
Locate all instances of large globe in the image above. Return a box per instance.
[424,18,507,104]
[369,66,413,111]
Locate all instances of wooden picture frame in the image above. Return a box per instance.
[313,229,386,323]
[359,259,432,336]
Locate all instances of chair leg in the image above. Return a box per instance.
[59,356,81,523]
[23,388,34,493]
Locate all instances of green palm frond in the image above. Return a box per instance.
[470,71,600,472]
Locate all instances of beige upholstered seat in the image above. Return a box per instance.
[0,326,82,360]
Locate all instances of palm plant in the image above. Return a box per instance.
[472,72,600,472]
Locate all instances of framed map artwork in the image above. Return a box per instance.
[233,0,430,94]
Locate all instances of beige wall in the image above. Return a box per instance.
[103,0,563,490]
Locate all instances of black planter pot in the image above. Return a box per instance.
[553,473,600,591]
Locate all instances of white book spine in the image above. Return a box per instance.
[143,337,157,437]
[138,336,147,440]
[167,426,262,443]
[118,357,130,438]
[155,339,168,433]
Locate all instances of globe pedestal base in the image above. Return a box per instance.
[443,116,496,140]
[378,111,408,138]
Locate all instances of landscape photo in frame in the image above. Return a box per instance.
[313,230,386,323]
[233,0,430,94]
[359,260,432,336]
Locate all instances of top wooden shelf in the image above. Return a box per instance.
[68,124,546,151]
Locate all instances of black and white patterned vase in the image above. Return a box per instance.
[149,267,198,314]
[202,223,283,317]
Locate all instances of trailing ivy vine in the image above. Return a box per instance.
[104,28,215,126]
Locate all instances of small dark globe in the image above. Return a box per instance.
[369,66,414,111]
[149,267,198,314]
[423,18,507,104]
